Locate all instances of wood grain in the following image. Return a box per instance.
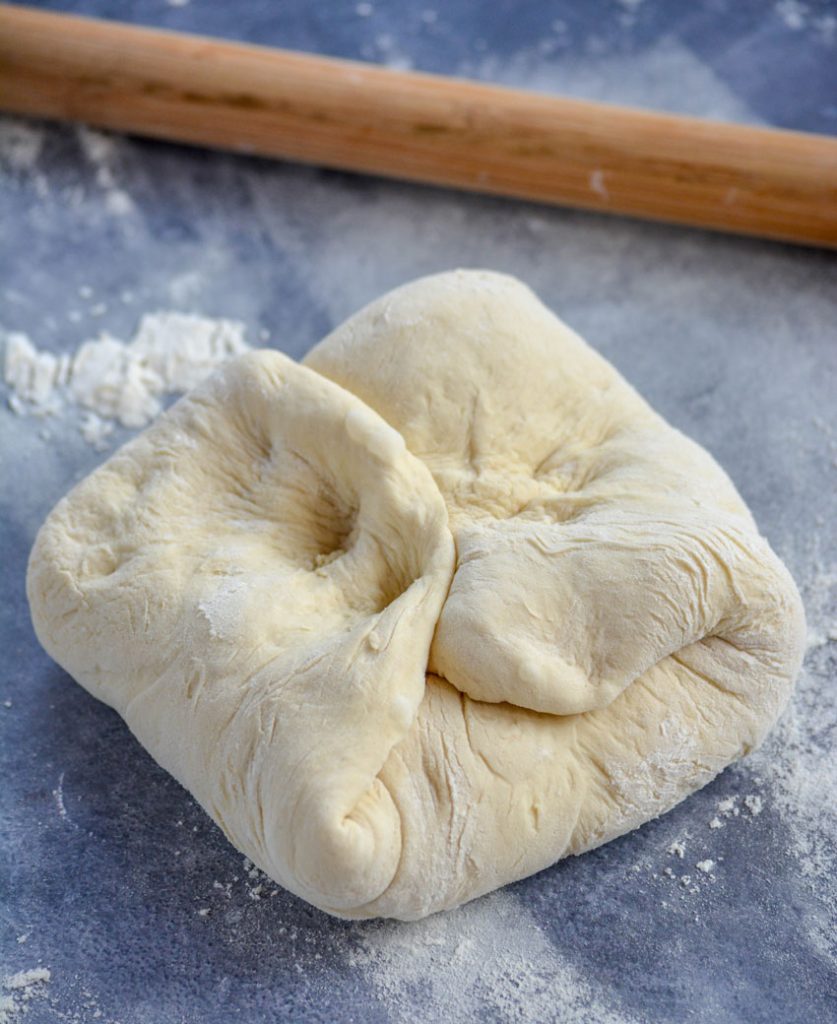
[1,3,836,246]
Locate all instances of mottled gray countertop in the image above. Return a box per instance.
[1,2,836,1022]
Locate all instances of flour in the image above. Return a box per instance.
[2,973,49,994]
[605,717,698,812]
[52,770,73,826]
[76,126,136,217]
[349,892,637,1024]
[199,857,279,912]
[197,578,249,641]
[3,333,69,415]
[774,1,808,31]
[0,121,44,172]
[736,560,837,960]
[0,969,50,1024]
[184,867,637,1021]
[3,312,249,444]
[79,412,114,450]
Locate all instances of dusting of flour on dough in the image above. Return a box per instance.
[2,312,249,444]
[605,717,698,813]
[197,578,249,641]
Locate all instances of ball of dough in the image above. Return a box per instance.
[29,272,805,920]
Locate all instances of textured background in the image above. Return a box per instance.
[1,2,836,1022]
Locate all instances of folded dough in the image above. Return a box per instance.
[29,272,805,920]
[28,351,455,915]
[305,270,805,916]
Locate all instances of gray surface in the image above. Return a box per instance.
[1,2,836,1023]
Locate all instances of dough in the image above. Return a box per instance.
[28,351,455,914]
[305,270,803,718]
[29,272,805,920]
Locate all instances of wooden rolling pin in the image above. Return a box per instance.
[1,3,836,247]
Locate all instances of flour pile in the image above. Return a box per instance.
[3,313,249,446]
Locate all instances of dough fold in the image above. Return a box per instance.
[28,351,455,913]
[305,270,805,917]
[29,271,805,920]
[305,270,801,718]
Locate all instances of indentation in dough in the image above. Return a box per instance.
[80,545,118,578]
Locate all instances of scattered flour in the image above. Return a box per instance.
[695,859,715,875]
[76,126,136,217]
[52,770,73,826]
[0,969,50,1024]
[0,121,44,172]
[79,412,114,451]
[705,791,764,829]
[667,841,686,858]
[349,892,637,1024]
[200,857,278,912]
[3,312,249,443]
[738,560,837,960]
[2,973,50,993]
[775,0,808,31]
